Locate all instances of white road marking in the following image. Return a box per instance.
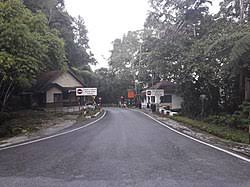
[139,110,250,163]
[0,111,106,151]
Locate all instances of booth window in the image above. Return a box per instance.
[161,95,172,103]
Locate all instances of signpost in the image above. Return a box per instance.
[76,88,98,110]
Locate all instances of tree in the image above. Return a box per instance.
[219,0,250,23]
[142,0,232,116]
[22,0,65,24]
[0,0,66,111]
[23,0,96,69]
[109,31,141,74]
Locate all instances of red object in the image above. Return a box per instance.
[128,90,135,99]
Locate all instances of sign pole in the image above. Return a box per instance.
[78,97,81,112]
[249,125,250,144]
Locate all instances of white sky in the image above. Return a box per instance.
[65,0,222,70]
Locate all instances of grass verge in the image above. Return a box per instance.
[169,116,249,144]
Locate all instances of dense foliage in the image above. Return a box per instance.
[0,0,95,111]
[104,0,250,118]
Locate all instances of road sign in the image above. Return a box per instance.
[146,89,164,97]
[146,90,152,96]
[82,88,97,96]
[76,88,98,96]
[76,88,84,96]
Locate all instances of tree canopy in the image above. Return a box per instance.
[102,0,250,117]
[0,0,95,111]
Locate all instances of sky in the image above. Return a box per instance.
[65,0,222,70]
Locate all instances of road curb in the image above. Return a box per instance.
[0,110,106,151]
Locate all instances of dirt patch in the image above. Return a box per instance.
[0,108,102,148]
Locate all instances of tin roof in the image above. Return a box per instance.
[34,70,85,92]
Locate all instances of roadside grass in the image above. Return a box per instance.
[0,110,79,139]
[169,116,249,144]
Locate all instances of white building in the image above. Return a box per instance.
[141,80,183,110]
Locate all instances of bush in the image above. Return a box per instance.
[206,113,249,130]
[0,112,12,127]
[205,115,228,126]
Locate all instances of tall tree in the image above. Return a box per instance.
[0,0,66,111]
[22,0,96,69]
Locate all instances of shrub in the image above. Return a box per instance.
[205,115,227,126]
[0,112,11,125]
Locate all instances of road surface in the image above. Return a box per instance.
[0,108,249,187]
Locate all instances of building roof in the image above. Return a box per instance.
[150,80,177,93]
[34,70,85,92]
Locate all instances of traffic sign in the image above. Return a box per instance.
[83,88,97,96]
[76,88,98,96]
[76,88,84,96]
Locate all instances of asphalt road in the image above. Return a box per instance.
[0,108,249,187]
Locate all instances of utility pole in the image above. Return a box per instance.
[239,0,244,24]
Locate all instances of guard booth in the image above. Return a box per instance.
[146,89,164,105]
[146,89,164,112]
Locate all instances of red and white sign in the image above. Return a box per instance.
[76,88,97,96]
[146,89,164,97]
[76,88,84,96]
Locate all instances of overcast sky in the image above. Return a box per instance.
[64,0,222,70]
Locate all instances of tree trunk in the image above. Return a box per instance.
[239,68,245,102]
[239,0,245,23]
[0,80,14,112]
[245,76,250,101]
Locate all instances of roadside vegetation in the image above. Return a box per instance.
[166,102,250,144]
[170,115,249,144]
[0,0,96,112]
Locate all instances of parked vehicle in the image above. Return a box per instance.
[158,106,178,116]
